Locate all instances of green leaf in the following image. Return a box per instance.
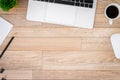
[0,0,17,11]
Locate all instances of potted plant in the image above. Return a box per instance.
[0,0,17,11]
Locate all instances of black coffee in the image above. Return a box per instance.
[106,5,119,19]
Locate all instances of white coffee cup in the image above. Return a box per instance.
[105,3,120,25]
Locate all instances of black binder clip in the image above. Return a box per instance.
[0,68,5,73]
[1,77,7,80]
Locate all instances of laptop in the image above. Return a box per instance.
[27,0,97,28]
[0,17,13,45]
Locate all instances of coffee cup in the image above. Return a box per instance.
[105,3,120,25]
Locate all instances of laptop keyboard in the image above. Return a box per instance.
[35,0,94,8]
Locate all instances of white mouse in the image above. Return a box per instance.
[111,34,120,59]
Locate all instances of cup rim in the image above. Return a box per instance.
[105,3,120,20]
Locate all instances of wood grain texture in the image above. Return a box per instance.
[43,51,120,70]
[0,51,42,70]
[0,70,32,79]
[33,70,120,80]
[0,0,120,80]
[7,27,120,38]
[8,37,82,51]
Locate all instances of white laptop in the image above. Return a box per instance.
[111,34,120,59]
[27,0,97,28]
[0,17,13,45]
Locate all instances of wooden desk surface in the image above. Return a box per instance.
[0,0,120,80]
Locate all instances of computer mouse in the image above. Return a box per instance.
[111,34,120,59]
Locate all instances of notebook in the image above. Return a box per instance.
[0,17,13,45]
